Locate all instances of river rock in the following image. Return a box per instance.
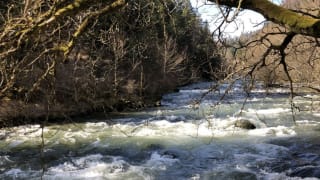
[234,120,256,129]
[160,148,190,159]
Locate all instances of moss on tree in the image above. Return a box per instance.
[214,0,320,37]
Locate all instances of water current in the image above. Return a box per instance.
[1,81,320,179]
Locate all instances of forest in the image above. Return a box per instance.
[0,0,223,126]
[0,0,319,126]
[0,0,320,179]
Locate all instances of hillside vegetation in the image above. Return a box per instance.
[0,0,223,126]
[224,0,320,88]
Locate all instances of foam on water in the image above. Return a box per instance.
[8,140,24,148]
[297,119,320,126]
[108,117,298,138]
[1,81,320,179]
[4,169,24,177]
[262,172,319,180]
[314,113,320,117]
[45,154,132,179]
[40,151,179,179]
[145,152,179,170]
[246,108,291,114]
[249,126,296,137]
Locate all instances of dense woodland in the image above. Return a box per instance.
[0,0,222,126]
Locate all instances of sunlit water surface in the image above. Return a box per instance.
[1,81,320,179]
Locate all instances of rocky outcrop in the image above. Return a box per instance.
[234,119,256,130]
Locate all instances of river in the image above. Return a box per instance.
[1,81,320,179]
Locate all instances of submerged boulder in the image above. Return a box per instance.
[234,119,256,130]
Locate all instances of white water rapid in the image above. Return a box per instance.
[1,81,320,179]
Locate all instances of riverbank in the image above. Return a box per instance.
[0,95,160,128]
[0,91,164,128]
[2,81,320,128]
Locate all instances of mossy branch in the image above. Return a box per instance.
[1,0,127,58]
[54,0,127,56]
[38,0,89,28]
[213,0,320,38]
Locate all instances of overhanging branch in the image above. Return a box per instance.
[212,0,320,38]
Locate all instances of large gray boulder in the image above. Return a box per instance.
[234,119,256,129]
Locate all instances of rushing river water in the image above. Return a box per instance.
[1,81,320,179]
